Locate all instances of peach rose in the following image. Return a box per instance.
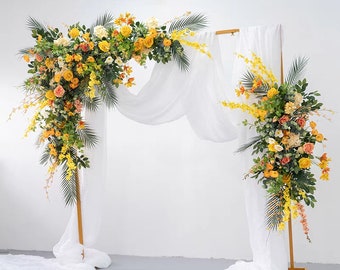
[302,142,314,154]
[54,85,65,97]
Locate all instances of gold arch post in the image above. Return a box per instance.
[75,168,85,259]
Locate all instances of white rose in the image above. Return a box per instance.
[105,56,113,64]
[146,17,158,29]
[94,25,108,39]
[54,37,70,46]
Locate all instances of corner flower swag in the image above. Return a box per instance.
[17,12,209,205]
[222,53,331,241]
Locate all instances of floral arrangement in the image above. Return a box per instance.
[14,12,208,205]
[222,53,331,240]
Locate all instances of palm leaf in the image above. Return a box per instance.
[168,13,208,33]
[236,135,261,153]
[241,70,255,89]
[27,16,48,32]
[77,124,98,148]
[91,12,114,30]
[82,96,100,111]
[171,47,190,72]
[98,80,118,108]
[60,163,77,206]
[18,47,33,56]
[40,146,51,165]
[285,56,309,85]
[265,193,284,231]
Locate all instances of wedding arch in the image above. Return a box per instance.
[17,11,329,270]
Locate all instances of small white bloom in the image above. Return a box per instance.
[146,17,158,29]
[105,56,113,64]
[115,57,123,66]
[274,129,284,138]
[274,144,283,152]
[57,56,64,68]
[54,37,70,46]
[267,138,276,144]
[294,92,303,107]
[94,25,108,39]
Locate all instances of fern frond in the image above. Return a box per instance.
[236,135,261,153]
[266,193,284,231]
[285,56,309,85]
[168,13,208,33]
[77,124,98,148]
[27,16,48,32]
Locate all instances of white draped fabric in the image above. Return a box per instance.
[51,32,238,269]
[1,27,288,269]
[226,25,288,270]
[116,32,238,142]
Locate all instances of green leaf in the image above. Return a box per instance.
[266,193,284,230]
[168,13,208,33]
[285,56,309,85]
[27,16,48,32]
[236,135,261,153]
[91,12,114,29]
[60,163,77,206]
[99,80,118,108]
[77,124,98,149]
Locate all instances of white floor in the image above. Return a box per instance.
[1,250,339,270]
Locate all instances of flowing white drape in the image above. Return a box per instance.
[50,28,288,270]
[52,32,237,269]
[116,32,237,142]
[226,25,288,270]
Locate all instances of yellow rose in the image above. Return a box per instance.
[98,40,110,52]
[87,56,95,63]
[63,69,74,81]
[120,25,132,37]
[270,170,279,178]
[69,27,80,39]
[143,36,154,48]
[310,121,317,129]
[45,90,55,100]
[316,133,324,142]
[163,38,172,47]
[267,87,279,98]
[45,58,54,69]
[298,157,311,169]
[54,73,62,83]
[134,38,144,51]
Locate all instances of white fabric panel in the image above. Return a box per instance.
[116,32,237,142]
[226,25,288,270]
[53,106,111,269]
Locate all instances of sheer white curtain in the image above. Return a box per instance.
[51,32,237,269]
[116,32,237,142]
[226,25,288,270]
[49,28,287,270]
